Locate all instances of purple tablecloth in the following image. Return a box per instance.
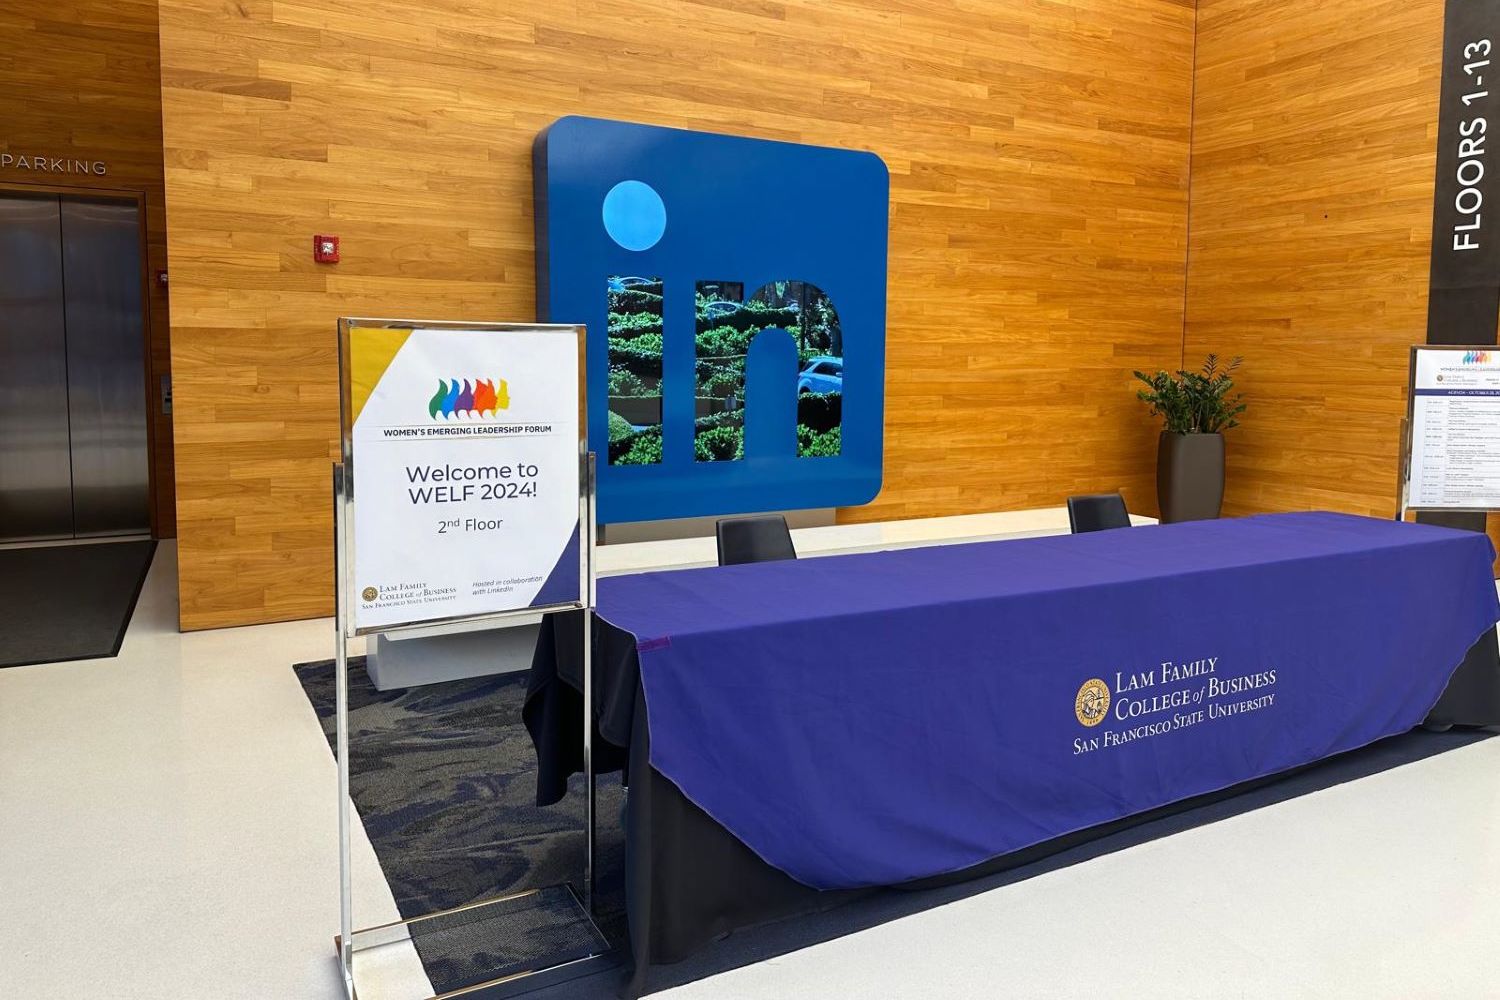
[592,512,1500,890]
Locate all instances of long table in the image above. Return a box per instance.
[524,512,1500,990]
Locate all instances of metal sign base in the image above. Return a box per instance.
[336,885,613,1000]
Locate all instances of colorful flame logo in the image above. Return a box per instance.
[1464,350,1492,364]
[428,378,509,418]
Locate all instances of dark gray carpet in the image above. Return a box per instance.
[294,658,623,995]
[294,658,1495,999]
[0,540,156,668]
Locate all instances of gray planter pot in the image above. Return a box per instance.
[1157,431,1224,523]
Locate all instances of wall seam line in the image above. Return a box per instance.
[1180,0,1201,372]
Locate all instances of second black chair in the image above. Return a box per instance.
[1067,493,1132,534]
[716,514,797,566]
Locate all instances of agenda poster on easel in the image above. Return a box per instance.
[1405,345,1500,513]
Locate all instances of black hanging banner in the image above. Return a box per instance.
[1421,1,1500,726]
[1427,0,1500,344]
[1425,1,1500,532]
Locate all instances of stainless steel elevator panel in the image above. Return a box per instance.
[0,195,73,541]
[59,198,150,537]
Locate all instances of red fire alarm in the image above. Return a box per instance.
[313,235,340,263]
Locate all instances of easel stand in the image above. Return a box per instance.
[1397,345,1500,728]
[332,458,608,999]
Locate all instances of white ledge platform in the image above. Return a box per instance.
[597,507,1156,577]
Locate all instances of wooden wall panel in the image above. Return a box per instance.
[1184,0,1445,519]
[0,0,175,536]
[159,0,1195,630]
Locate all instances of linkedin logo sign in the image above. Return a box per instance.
[534,116,888,524]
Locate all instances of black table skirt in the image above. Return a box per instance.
[523,609,1500,996]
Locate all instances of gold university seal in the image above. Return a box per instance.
[1075,678,1110,727]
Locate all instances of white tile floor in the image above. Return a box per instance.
[1,542,1498,999]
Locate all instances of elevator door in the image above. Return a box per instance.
[0,193,149,542]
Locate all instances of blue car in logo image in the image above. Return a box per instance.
[699,300,741,321]
[608,276,659,292]
[798,356,843,394]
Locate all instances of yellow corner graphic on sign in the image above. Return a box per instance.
[348,326,413,425]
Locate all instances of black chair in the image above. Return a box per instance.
[1067,493,1132,534]
[716,514,797,566]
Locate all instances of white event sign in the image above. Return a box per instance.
[1407,345,1500,511]
[343,324,582,632]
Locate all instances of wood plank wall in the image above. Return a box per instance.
[0,0,176,536]
[158,0,1196,629]
[1184,0,1446,518]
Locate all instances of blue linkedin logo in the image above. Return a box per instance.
[534,116,888,524]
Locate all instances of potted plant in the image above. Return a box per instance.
[1133,355,1246,523]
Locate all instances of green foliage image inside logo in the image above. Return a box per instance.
[606,277,844,466]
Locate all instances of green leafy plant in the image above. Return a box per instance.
[606,340,664,377]
[694,410,743,431]
[695,325,757,357]
[612,427,663,465]
[1134,354,1247,434]
[694,304,800,335]
[607,311,662,337]
[704,372,743,398]
[797,425,841,458]
[607,288,662,315]
[607,367,647,396]
[695,425,744,461]
[607,410,634,444]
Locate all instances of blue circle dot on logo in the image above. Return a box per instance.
[602,180,666,252]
